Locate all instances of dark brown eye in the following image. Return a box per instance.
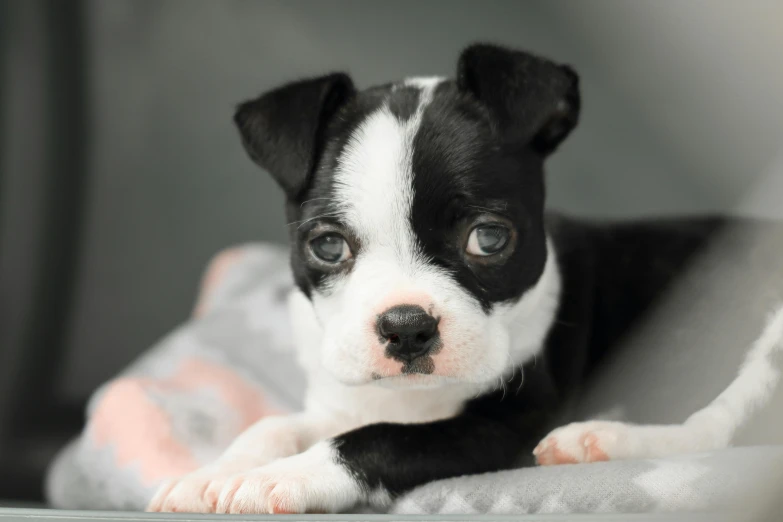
[310,233,352,263]
[466,225,510,256]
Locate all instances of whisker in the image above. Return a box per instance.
[299,198,331,208]
[467,205,498,214]
[287,212,341,229]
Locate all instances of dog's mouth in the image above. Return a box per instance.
[368,371,457,389]
[401,355,436,375]
[370,355,435,380]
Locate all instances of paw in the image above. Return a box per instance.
[533,420,631,465]
[146,463,246,513]
[215,442,362,514]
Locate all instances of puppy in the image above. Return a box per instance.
[147,44,760,514]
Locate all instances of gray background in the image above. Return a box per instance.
[3,0,783,412]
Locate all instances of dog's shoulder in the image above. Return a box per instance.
[545,212,780,370]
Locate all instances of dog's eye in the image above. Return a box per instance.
[466,225,510,256]
[310,233,352,263]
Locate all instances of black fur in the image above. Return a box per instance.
[457,43,580,155]
[234,73,356,200]
[233,43,731,505]
[409,80,548,311]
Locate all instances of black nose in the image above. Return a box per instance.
[377,305,439,362]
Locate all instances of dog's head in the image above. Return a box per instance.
[234,44,579,388]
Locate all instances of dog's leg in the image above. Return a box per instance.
[536,304,783,465]
[209,409,553,515]
[146,412,349,512]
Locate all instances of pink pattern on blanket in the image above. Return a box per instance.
[193,247,246,318]
[89,357,280,486]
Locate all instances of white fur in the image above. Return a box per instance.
[146,412,342,513]
[403,76,446,90]
[684,302,783,444]
[536,303,783,464]
[214,441,362,514]
[496,238,562,368]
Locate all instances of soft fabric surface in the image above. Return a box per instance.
[391,446,783,515]
[45,243,782,514]
[46,244,304,511]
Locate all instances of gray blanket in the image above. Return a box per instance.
[45,243,783,515]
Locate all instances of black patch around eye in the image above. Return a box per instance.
[407,81,549,313]
[282,84,395,299]
[299,222,359,296]
[287,197,354,298]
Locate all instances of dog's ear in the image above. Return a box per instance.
[234,73,356,200]
[457,44,580,156]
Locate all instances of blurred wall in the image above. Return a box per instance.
[547,1,783,212]
[3,1,781,404]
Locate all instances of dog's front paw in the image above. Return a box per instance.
[533,420,631,465]
[146,463,246,513]
[215,442,362,514]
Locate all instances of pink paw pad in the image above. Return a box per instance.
[270,501,296,515]
[533,428,612,465]
[533,436,579,465]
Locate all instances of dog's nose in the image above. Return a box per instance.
[377,304,439,362]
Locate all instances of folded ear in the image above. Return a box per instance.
[457,44,580,156]
[234,73,356,200]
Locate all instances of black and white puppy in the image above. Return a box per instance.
[148,44,736,514]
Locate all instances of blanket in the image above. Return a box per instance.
[45,243,783,515]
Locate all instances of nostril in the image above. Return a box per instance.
[415,333,429,345]
[388,334,400,344]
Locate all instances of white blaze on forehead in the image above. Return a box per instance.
[333,80,442,270]
[403,76,446,90]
